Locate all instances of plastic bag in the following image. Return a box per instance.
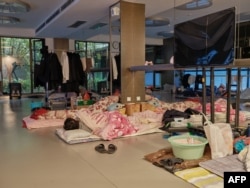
[204,121,233,159]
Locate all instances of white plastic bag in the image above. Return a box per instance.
[204,121,233,159]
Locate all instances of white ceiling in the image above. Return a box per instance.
[0,0,249,41]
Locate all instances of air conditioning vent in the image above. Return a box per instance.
[46,9,60,24]
[68,21,86,28]
[36,0,77,34]
[61,0,75,11]
[36,22,46,33]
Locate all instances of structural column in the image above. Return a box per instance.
[120,1,145,103]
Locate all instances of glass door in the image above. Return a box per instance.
[32,39,45,93]
[0,37,30,94]
[0,37,45,95]
[75,41,109,93]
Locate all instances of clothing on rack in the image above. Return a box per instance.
[34,48,62,90]
[108,54,121,92]
[113,54,121,91]
[112,55,118,80]
[81,57,86,71]
[60,51,70,83]
[35,48,86,94]
[62,52,86,93]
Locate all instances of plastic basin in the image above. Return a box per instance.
[168,135,208,160]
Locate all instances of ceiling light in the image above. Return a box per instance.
[0,16,20,24]
[146,17,170,27]
[0,0,30,13]
[175,0,212,10]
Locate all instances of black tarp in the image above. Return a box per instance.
[174,7,235,68]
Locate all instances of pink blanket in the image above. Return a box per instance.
[77,109,163,140]
[195,98,246,122]
[22,116,64,129]
[93,111,138,140]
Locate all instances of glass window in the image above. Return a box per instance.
[75,41,109,92]
[145,72,161,88]
[32,39,45,93]
[0,37,45,95]
[183,68,250,91]
[1,37,30,94]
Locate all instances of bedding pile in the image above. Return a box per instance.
[22,95,250,144]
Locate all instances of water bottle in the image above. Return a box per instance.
[245,124,250,137]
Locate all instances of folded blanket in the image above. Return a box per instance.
[175,167,223,188]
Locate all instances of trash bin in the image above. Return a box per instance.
[9,82,22,99]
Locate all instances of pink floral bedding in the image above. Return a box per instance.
[195,98,247,123]
[22,109,78,129]
[76,108,163,140]
[93,111,138,140]
[22,96,249,140]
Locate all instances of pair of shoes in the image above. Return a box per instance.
[95,144,117,154]
[153,157,184,173]
[95,144,107,153]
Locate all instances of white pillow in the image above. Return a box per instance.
[64,129,92,141]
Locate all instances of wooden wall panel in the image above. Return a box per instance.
[54,38,69,57]
[120,1,145,103]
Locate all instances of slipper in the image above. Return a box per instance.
[159,157,184,173]
[95,144,107,153]
[107,144,117,154]
[152,158,184,173]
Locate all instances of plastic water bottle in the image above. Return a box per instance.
[245,124,250,137]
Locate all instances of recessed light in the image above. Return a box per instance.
[0,0,30,13]
[146,17,170,27]
[175,0,212,10]
[0,16,20,24]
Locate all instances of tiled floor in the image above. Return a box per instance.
[0,95,195,188]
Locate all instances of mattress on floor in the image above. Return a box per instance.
[55,127,163,144]
[55,128,101,144]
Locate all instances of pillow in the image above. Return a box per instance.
[88,96,119,113]
[55,110,67,119]
[64,129,92,141]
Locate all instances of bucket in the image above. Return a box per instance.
[168,135,208,160]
